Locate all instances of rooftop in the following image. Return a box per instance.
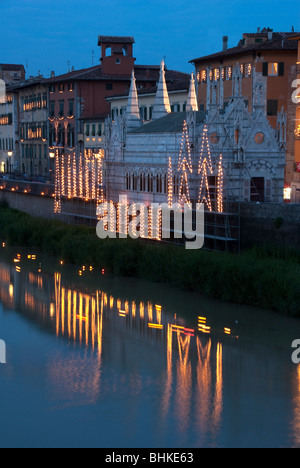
[44,64,189,84]
[191,31,299,64]
[98,36,135,45]
[130,111,208,134]
[0,64,25,71]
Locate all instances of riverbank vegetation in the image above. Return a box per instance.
[0,203,299,316]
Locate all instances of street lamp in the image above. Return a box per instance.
[7,151,13,175]
[49,152,55,184]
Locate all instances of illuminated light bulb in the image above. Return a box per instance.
[60,153,65,197]
[72,153,77,198]
[91,158,96,200]
[67,153,72,198]
[54,149,62,214]
[168,156,173,208]
[217,154,224,213]
[85,152,90,200]
[79,153,83,198]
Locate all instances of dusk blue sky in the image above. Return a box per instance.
[0,0,299,78]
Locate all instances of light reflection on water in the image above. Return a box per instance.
[0,249,300,448]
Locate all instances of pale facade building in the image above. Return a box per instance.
[104,62,286,208]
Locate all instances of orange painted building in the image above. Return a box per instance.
[190,29,299,186]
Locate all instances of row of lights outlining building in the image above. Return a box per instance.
[1,36,190,180]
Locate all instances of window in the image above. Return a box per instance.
[50,101,55,117]
[251,177,265,202]
[268,63,279,76]
[91,124,96,136]
[59,83,65,93]
[214,68,220,81]
[226,66,232,80]
[245,63,252,77]
[57,124,64,146]
[139,107,148,121]
[263,62,284,77]
[267,99,278,116]
[42,93,47,108]
[106,83,113,90]
[85,124,90,137]
[201,70,207,83]
[50,85,55,93]
[68,82,74,92]
[68,99,74,116]
[59,100,64,117]
[67,125,75,148]
[171,104,180,113]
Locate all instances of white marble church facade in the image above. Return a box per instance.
[104,61,286,210]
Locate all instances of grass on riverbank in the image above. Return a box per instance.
[0,203,299,316]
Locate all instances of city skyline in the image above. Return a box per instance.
[0,0,299,78]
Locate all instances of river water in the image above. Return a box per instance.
[0,247,300,448]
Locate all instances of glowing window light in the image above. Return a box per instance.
[224,327,231,335]
[284,186,291,201]
[132,301,136,318]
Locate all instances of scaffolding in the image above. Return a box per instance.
[52,118,241,252]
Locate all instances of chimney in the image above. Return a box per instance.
[223,36,228,51]
[268,31,273,40]
[50,71,55,78]
[257,27,261,33]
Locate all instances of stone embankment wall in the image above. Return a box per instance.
[1,189,299,251]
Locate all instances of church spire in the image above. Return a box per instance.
[126,70,141,128]
[186,73,199,112]
[152,59,171,120]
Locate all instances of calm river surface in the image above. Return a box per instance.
[0,247,300,448]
